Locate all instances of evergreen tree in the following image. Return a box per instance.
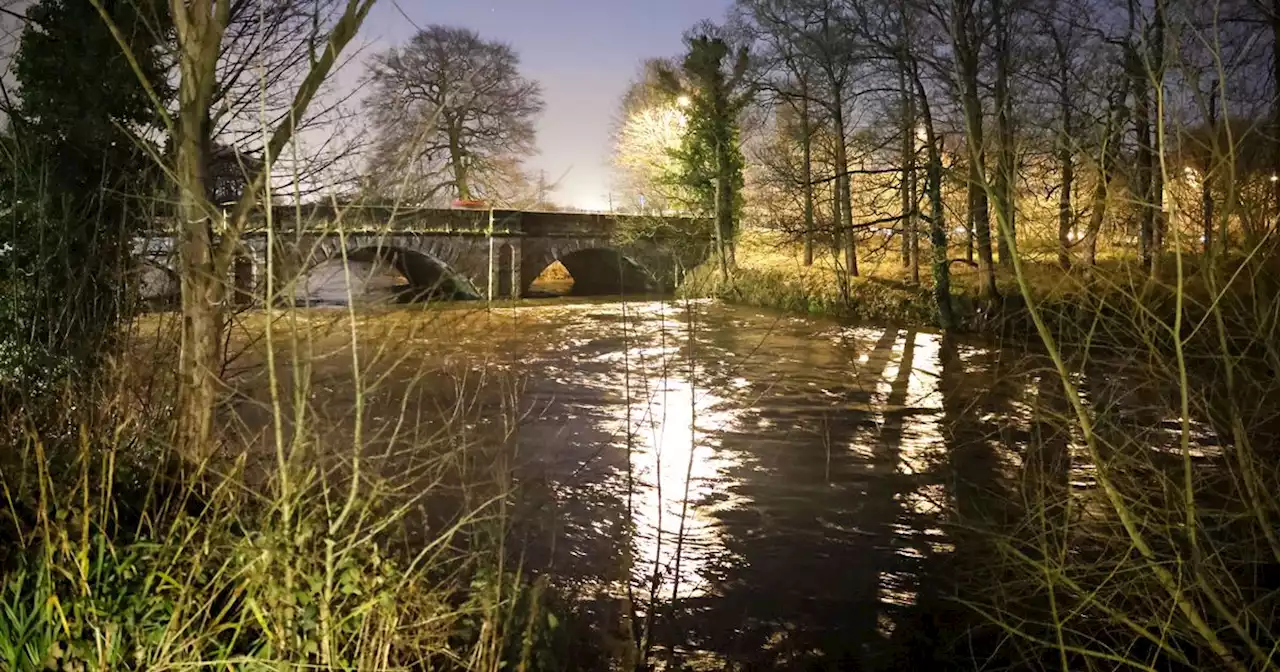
[0,0,171,402]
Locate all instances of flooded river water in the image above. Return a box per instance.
[239,296,1225,669]
[392,298,1216,669]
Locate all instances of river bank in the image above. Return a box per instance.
[678,230,1269,358]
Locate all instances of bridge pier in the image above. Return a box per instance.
[231,253,256,308]
[489,240,520,300]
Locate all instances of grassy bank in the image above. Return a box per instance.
[680,230,1276,356]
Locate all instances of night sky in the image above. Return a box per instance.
[357,0,733,210]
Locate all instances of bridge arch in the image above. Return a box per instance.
[305,240,480,303]
[523,245,655,296]
[134,259,181,304]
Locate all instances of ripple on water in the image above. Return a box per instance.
[376,298,1231,667]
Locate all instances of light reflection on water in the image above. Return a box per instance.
[301,259,407,305]
[439,299,1227,667]
[615,374,743,601]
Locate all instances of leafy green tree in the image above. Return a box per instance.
[660,24,756,283]
[0,0,171,403]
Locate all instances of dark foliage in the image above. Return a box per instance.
[0,0,172,407]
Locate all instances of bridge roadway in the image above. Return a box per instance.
[133,206,713,303]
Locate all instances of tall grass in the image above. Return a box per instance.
[0,259,578,671]
[0,75,572,672]
[953,41,1280,666]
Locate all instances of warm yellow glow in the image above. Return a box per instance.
[676,94,692,108]
[1183,166,1200,188]
[615,105,688,207]
[1271,174,1278,183]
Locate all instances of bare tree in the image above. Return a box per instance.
[153,0,374,458]
[364,25,544,204]
[736,0,823,266]
[740,0,864,277]
[611,58,691,214]
[211,0,369,200]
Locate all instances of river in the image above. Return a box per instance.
[428,299,1215,669]
[235,294,1224,669]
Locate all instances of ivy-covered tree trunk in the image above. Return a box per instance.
[714,139,731,283]
[910,61,952,329]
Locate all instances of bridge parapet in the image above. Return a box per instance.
[144,205,708,240]
[250,205,496,234]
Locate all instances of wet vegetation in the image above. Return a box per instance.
[2,0,1280,670]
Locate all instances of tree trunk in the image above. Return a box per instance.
[801,82,815,267]
[714,169,728,284]
[1150,0,1166,280]
[1203,79,1216,262]
[953,0,997,299]
[1273,0,1280,227]
[1085,80,1130,268]
[909,148,919,283]
[832,92,858,277]
[830,166,848,300]
[1085,175,1105,266]
[1133,63,1154,270]
[1058,149,1074,270]
[926,123,951,329]
[966,202,975,263]
[910,62,951,329]
[172,0,228,461]
[900,62,914,272]
[1057,53,1073,269]
[993,0,1016,267]
[715,133,736,276]
[450,130,472,201]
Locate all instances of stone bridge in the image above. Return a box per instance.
[134,206,713,304]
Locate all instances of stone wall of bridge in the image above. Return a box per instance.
[134,208,712,304]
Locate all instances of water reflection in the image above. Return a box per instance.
[300,258,407,305]
[458,300,1229,668]
[608,348,744,603]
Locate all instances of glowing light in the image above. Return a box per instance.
[598,303,746,603]
[676,94,692,108]
[1271,174,1278,183]
[1183,166,1200,188]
